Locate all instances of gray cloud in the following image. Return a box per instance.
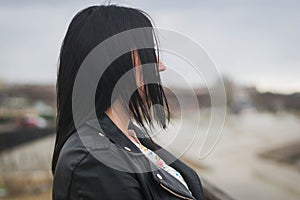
[0,0,299,93]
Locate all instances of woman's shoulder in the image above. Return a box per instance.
[54,124,112,171]
[53,133,143,200]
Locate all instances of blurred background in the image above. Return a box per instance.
[0,0,299,199]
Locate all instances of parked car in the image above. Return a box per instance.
[15,114,47,129]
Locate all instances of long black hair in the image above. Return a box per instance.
[52,5,170,174]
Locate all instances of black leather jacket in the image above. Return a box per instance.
[52,113,204,200]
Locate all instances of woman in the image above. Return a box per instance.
[52,5,204,200]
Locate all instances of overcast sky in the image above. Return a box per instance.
[0,0,299,94]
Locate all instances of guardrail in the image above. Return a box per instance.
[202,178,234,200]
[0,126,55,152]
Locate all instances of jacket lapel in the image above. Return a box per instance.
[129,122,202,200]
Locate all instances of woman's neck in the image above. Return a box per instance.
[105,100,130,135]
[105,100,141,144]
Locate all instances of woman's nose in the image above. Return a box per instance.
[158,60,166,72]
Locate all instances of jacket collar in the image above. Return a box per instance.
[86,112,142,153]
[85,113,197,199]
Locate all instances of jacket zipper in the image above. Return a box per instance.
[160,183,193,200]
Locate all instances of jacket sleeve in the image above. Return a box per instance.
[69,152,143,200]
